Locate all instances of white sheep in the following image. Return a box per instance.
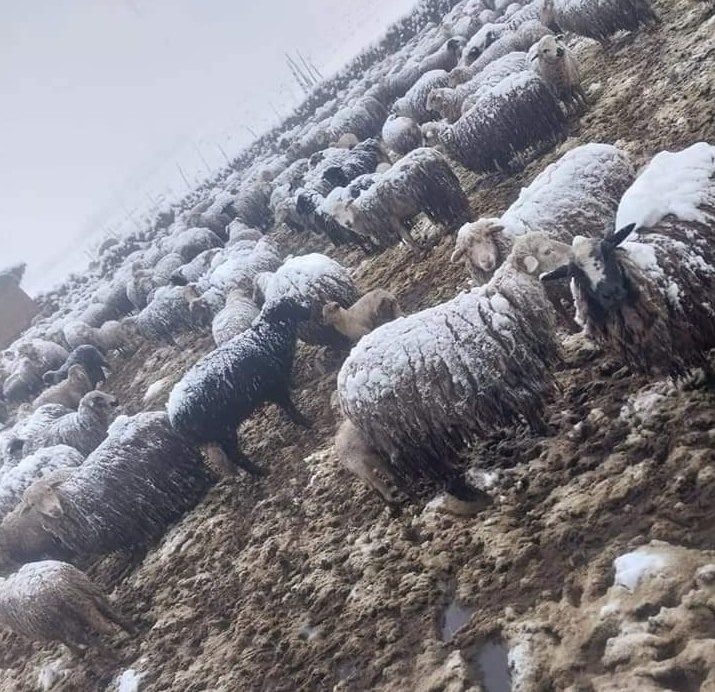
[381,115,424,157]
[211,289,260,346]
[337,232,574,500]
[529,34,587,114]
[322,289,402,344]
[393,69,450,124]
[451,143,636,282]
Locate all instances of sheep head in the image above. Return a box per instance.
[508,233,573,276]
[23,479,65,519]
[451,219,505,273]
[321,302,343,325]
[531,35,566,64]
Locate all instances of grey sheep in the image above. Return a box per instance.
[417,37,465,73]
[0,560,135,655]
[337,232,573,501]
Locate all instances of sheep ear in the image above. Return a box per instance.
[487,222,505,235]
[540,264,571,282]
[450,246,465,263]
[605,223,636,249]
[556,33,565,40]
[522,255,540,274]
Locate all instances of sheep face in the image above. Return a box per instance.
[322,302,341,324]
[425,89,446,114]
[81,391,119,414]
[23,482,64,519]
[531,35,565,65]
[451,220,505,274]
[510,233,574,276]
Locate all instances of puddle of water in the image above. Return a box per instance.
[475,639,512,692]
[441,599,475,640]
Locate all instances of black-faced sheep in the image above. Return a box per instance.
[540,0,659,45]
[381,115,424,158]
[322,289,402,344]
[211,289,260,346]
[530,34,587,114]
[542,142,715,376]
[16,412,213,564]
[435,71,567,173]
[0,560,135,655]
[167,298,313,476]
[254,254,360,348]
[43,345,109,388]
[33,365,93,410]
[19,391,118,457]
[337,232,573,501]
[451,143,636,282]
[393,69,450,124]
[329,148,471,254]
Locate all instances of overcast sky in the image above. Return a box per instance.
[0,0,416,294]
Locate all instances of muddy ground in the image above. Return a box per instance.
[1,0,714,689]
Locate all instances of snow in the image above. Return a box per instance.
[613,548,672,591]
[616,142,715,230]
[115,669,145,692]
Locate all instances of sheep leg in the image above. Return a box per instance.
[219,432,267,476]
[390,217,423,256]
[92,596,137,636]
[273,390,312,428]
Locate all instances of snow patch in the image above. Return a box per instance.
[613,548,672,591]
[115,668,145,692]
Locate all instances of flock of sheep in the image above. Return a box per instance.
[0,0,712,671]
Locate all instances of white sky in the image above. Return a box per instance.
[0,0,417,294]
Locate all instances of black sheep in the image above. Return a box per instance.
[167,297,312,475]
[43,346,109,388]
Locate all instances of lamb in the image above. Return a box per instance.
[19,391,118,457]
[0,560,135,655]
[540,0,659,45]
[15,340,69,374]
[393,69,450,124]
[334,419,403,509]
[434,71,567,173]
[43,345,109,388]
[322,289,402,344]
[541,142,715,376]
[451,143,636,282]
[529,34,587,114]
[32,365,93,410]
[0,445,84,523]
[381,115,423,158]
[211,289,260,346]
[337,232,573,500]
[329,148,471,254]
[256,254,360,347]
[417,37,465,73]
[167,297,313,476]
[15,412,213,564]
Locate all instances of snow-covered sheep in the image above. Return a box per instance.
[167,298,313,476]
[0,560,135,654]
[32,365,93,410]
[125,263,156,311]
[334,419,403,509]
[151,252,185,286]
[204,237,281,295]
[62,319,135,355]
[15,340,69,375]
[19,391,117,458]
[227,223,263,246]
[168,227,224,263]
[2,358,43,404]
[329,96,388,141]
[169,248,222,286]
[540,0,659,45]
[337,232,574,499]
[418,37,465,73]
[433,71,566,173]
[451,143,636,282]
[229,180,274,230]
[393,69,450,124]
[43,345,108,388]
[541,142,715,376]
[462,23,508,64]
[529,34,587,114]
[381,115,423,158]
[127,284,204,345]
[211,289,260,346]
[17,412,213,564]
[322,289,402,344]
[258,254,360,347]
[0,446,84,523]
[330,148,471,254]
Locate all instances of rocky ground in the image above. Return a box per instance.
[1,0,714,690]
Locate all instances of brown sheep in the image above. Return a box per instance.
[322,289,402,343]
[33,365,93,410]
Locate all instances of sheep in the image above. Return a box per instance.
[0,560,136,655]
[62,319,135,355]
[204,237,281,295]
[329,96,388,141]
[381,115,424,158]
[169,248,222,286]
[167,227,223,263]
[393,70,450,124]
[15,340,69,374]
[151,252,185,286]
[43,345,109,388]
[211,289,260,346]
[337,232,574,500]
[322,289,402,344]
[540,0,659,45]
[541,142,715,377]
[334,419,402,509]
[125,263,156,311]
[230,180,274,230]
[19,391,118,457]
[329,148,471,254]
[529,34,587,114]
[451,143,636,282]
[167,297,313,476]
[0,446,84,523]
[16,412,213,564]
[257,254,361,347]
[2,358,43,404]
[462,23,508,64]
[418,37,465,73]
[227,223,263,246]
[32,365,93,410]
[434,71,567,173]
